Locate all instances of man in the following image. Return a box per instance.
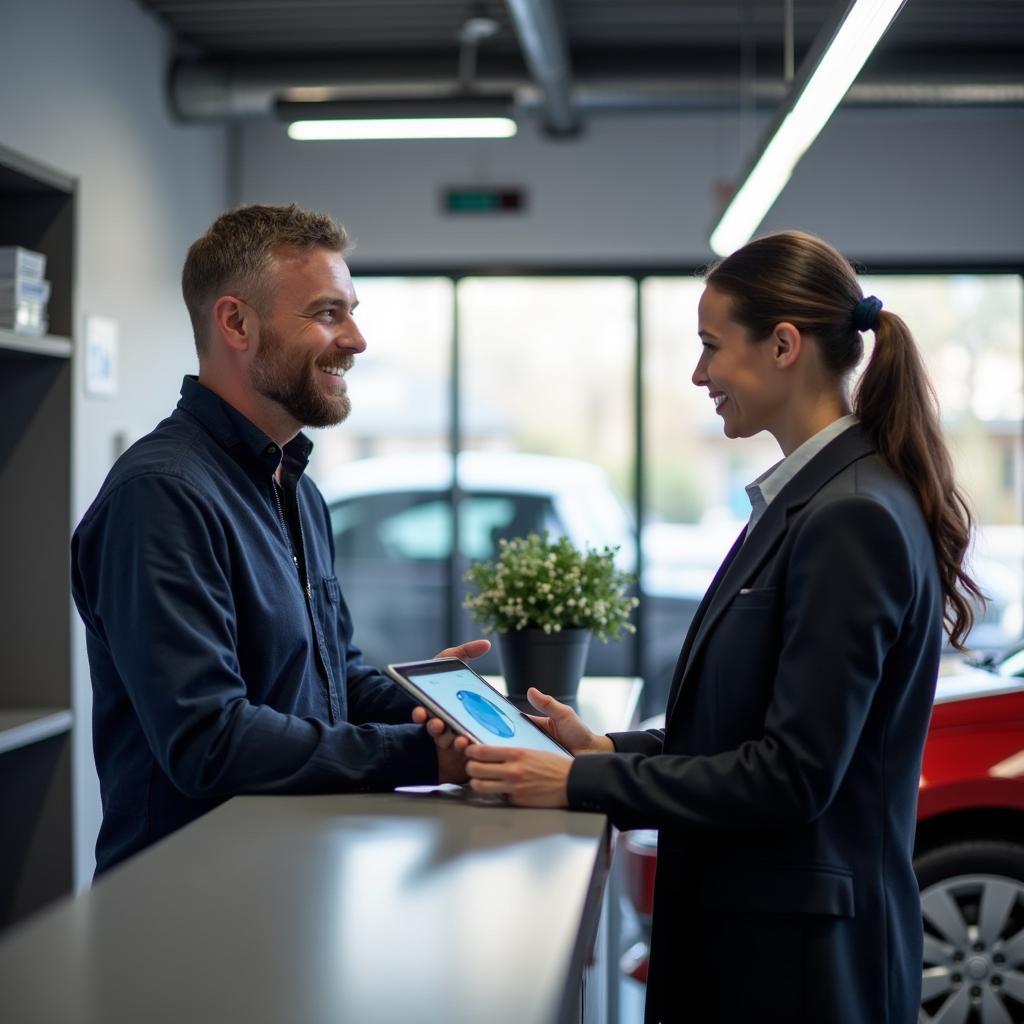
[72,204,480,874]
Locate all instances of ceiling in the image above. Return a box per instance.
[135,0,1024,130]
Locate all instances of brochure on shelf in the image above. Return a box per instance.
[0,250,51,334]
[0,277,50,304]
[0,300,48,335]
[0,245,46,281]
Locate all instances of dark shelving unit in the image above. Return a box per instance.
[0,142,75,929]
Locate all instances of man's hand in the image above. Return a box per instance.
[434,638,491,663]
[464,745,572,808]
[436,738,469,784]
[523,688,615,755]
[413,638,491,772]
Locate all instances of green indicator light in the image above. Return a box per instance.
[443,188,525,214]
[448,193,500,210]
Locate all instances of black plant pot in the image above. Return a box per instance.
[496,627,592,701]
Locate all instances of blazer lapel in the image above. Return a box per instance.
[664,424,876,726]
[664,512,788,725]
[662,525,745,718]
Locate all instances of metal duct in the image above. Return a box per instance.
[170,56,526,120]
[505,0,580,135]
[169,58,1024,123]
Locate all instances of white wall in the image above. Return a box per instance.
[0,0,229,887]
[239,105,1024,267]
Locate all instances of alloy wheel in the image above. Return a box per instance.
[919,873,1024,1023]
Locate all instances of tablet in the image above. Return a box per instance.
[386,657,573,759]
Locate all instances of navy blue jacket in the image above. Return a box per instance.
[72,377,437,874]
[569,426,942,1023]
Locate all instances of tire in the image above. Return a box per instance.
[915,839,1024,1024]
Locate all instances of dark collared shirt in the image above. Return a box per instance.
[72,376,437,873]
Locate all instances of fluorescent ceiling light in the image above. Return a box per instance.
[710,0,907,256]
[288,117,517,141]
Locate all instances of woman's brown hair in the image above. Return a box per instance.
[705,230,984,648]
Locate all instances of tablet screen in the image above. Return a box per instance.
[391,660,572,759]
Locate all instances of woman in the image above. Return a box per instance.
[419,231,982,1023]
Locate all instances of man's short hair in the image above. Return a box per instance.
[182,203,348,356]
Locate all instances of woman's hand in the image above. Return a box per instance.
[449,686,614,806]
[464,745,573,807]
[523,687,615,755]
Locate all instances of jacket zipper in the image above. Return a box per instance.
[276,477,334,716]
[293,492,313,600]
[272,479,312,600]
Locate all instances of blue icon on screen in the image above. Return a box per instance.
[456,690,516,739]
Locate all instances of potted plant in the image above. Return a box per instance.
[464,532,639,701]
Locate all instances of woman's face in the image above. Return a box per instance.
[692,285,787,440]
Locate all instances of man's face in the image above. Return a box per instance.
[249,245,366,430]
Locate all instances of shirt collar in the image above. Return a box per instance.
[745,413,859,518]
[176,375,313,479]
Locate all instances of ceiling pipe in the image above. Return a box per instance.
[168,58,1024,122]
[504,0,580,135]
[276,97,518,121]
[169,56,526,120]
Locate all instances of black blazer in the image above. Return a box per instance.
[569,425,943,1023]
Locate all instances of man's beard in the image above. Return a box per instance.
[250,324,351,429]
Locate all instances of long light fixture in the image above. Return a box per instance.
[288,117,517,141]
[709,0,908,256]
[281,98,518,142]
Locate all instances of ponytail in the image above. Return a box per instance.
[706,231,984,649]
[855,311,984,649]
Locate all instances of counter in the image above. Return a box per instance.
[0,677,641,1024]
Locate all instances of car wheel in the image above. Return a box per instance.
[916,840,1024,1023]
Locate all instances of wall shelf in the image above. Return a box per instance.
[0,710,73,757]
[0,329,72,359]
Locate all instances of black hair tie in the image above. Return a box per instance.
[853,295,883,332]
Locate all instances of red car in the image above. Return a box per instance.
[620,647,1024,1024]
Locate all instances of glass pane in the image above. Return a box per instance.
[460,495,546,561]
[458,277,638,677]
[312,277,453,667]
[860,273,1024,652]
[640,277,779,711]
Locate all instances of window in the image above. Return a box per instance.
[313,270,1023,698]
[456,276,638,676]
